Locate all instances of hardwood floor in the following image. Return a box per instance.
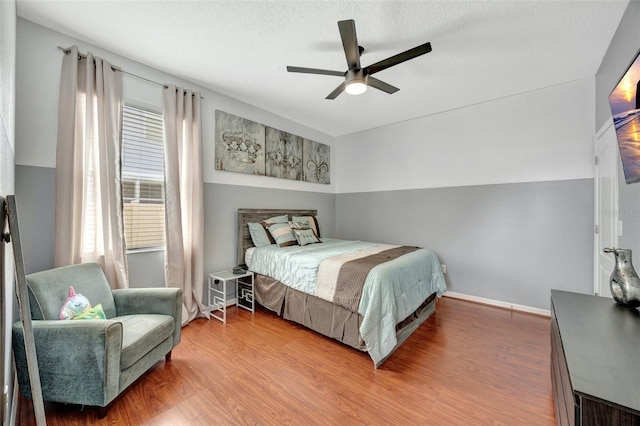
[17,296,556,425]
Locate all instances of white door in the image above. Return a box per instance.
[594,122,619,297]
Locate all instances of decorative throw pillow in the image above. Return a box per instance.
[248,222,273,247]
[292,215,321,238]
[289,220,311,231]
[267,222,298,247]
[60,286,105,320]
[261,215,290,240]
[73,304,106,320]
[60,286,91,320]
[293,228,320,246]
[247,214,289,246]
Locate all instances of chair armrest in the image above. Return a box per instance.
[112,288,182,316]
[112,288,183,347]
[12,320,122,407]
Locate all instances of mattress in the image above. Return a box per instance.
[244,246,257,266]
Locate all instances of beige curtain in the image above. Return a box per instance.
[162,85,206,324]
[55,45,128,289]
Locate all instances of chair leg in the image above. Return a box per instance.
[97,405,108,419]
[165,350,172,361]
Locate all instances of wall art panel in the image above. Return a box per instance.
[265,127,303,180]
[303,138,330,184]
[215,110,265,176]
[215,110,329,184]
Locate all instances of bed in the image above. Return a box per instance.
[237,208,446,367]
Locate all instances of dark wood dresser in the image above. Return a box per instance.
[551,290,640,425]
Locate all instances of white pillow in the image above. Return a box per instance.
[248,223,272,247]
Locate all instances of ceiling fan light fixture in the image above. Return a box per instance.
[345,69,367,95]
[345,80,367,95]
[286,19,431,99]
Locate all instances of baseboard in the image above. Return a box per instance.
[443,291,550,317]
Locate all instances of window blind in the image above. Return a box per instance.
[121,104,165,250]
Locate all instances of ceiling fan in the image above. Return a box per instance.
[286,19,432,100]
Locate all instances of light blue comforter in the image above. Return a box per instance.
[248,239,447,366]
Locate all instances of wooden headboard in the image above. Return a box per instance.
[237,208,318,266]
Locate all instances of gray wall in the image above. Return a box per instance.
[204,183,335,274]
[336,179,594,310]
[15,164,335,296]
[15,165,169,288]
[14,165,55,275]
[124,182,335,293]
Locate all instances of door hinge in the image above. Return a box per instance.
[595,224,599,234]
[595,156,599,166]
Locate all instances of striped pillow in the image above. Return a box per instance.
[253,214,290,246]
[267,222,297,247]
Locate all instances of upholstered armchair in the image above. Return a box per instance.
[12,262,182,417]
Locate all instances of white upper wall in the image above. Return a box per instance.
[15,18,335,194]
[16,18,596,198]
[335,78,595,193]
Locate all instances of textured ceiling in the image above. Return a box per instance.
[17,1,629,136]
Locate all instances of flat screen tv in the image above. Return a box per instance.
[609,50,640,184]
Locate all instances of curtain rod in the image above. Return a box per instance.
[57,46,204,99]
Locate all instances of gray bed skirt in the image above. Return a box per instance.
[254,273,437,367]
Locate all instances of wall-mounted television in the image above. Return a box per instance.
[609,50,640,184]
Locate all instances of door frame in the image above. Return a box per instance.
[594,118,619,296]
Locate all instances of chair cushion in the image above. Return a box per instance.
[26,263,117,320]
[117,314,175,370]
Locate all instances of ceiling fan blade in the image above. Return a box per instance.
[326,82,346,100]
[367,76,399,94]
[366,42,432,75]
[338,19,361,69]
[287,66,344,77]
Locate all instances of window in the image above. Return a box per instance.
[121,104,165,250]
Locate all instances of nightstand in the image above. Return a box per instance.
[207,269,254,324]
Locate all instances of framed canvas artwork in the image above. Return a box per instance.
[303,139,330,184]
[265,127,302,181]
[214,110,330,184]
[215,110,265,176]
